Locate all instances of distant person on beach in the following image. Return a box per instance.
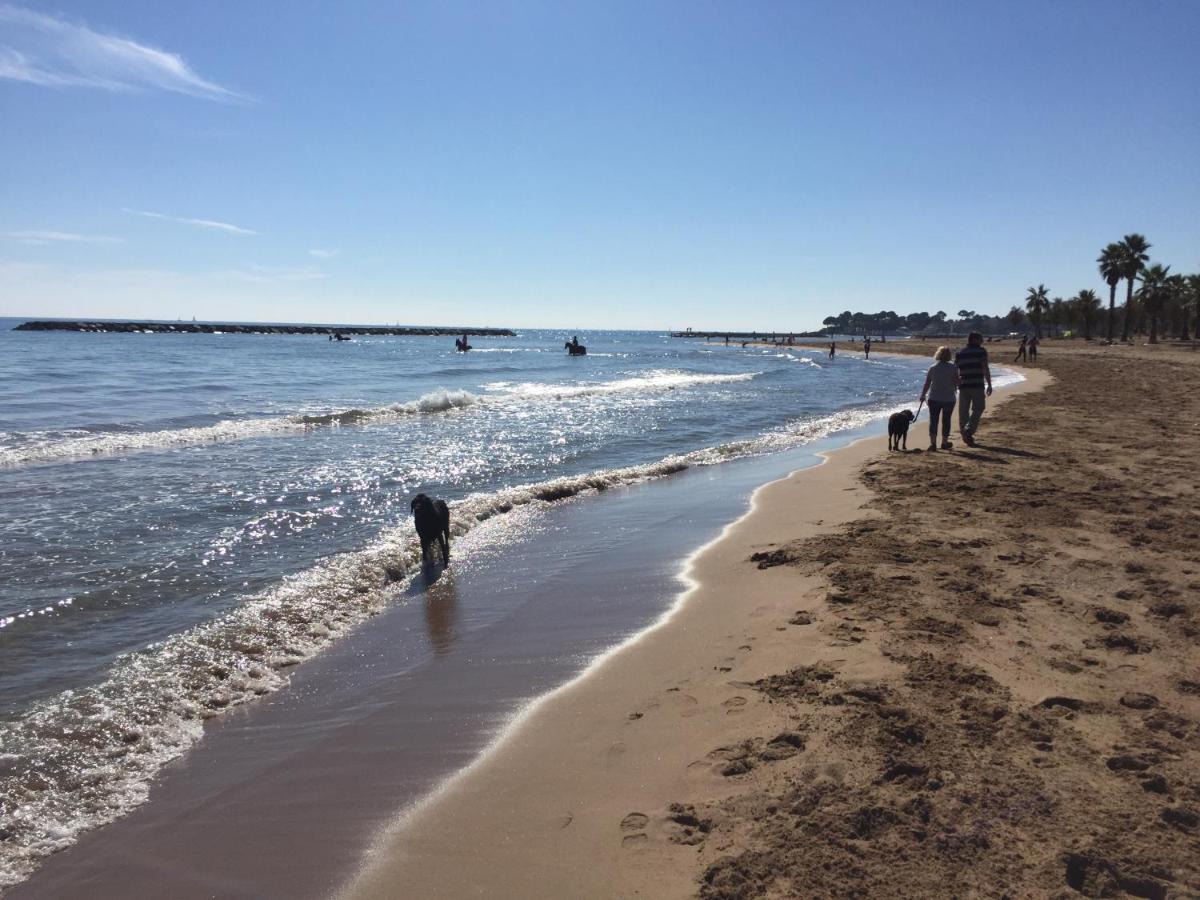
[1014,335,1028,363]
[864,337,872,359]
[955,331,993,447]
[829,341,836,359]
[1028,335,1039,363]
[920,346,961,451]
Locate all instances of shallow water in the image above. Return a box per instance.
[0,319,1016,889]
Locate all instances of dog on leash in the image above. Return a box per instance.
[887,410,916,451]
[410,493,450,565]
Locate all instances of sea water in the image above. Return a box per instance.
[0,320,1013,889]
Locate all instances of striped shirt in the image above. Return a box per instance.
[955,345,988,390]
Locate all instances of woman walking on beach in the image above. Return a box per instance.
[1028,335,1038,363]
[919,346,961,451]
[1014,335,1027,363]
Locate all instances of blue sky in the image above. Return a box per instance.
[2,1,1198,330]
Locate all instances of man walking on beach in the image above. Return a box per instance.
[955,331,992,447]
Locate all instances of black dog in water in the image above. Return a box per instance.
[410,493,450,565]
[888,410,916,451]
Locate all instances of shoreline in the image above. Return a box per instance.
[8,392,930,898]
[341,368,1050,898]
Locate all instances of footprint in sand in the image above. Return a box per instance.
[556,813,574,829]
[620,812,650,846]
[672,692,699,717]
[620,812,649,832]
[722,696,748,716]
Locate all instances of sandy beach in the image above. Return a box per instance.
[6,3,1198,896]
[343,341,1200,898]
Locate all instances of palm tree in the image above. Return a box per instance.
[1164,274,1189,340]
[1049,297,1067,337]
[1097,242,1124,342]
[1137,263,1171,344]
[1025,284,1050,338]
[1074,289,1102,340]
[1189,274,1200,348]
[1119,234,1151,340]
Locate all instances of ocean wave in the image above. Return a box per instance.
[0,389,481,467]
[0,371,758,467]
[485,370,758,399]
[467,347,548,354]
[0,397,901,889]
[295,388,479,426]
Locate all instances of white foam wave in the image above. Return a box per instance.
[0,389,481,467]
[467,347,547,354]
[485,370,758,400]
[0,371,759,467]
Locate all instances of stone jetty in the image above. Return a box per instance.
[14,321,516,337]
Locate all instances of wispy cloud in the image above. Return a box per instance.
[3,229,122,245]
[0,4,247,101]
[309,248,339,259]
[123,208,257,236]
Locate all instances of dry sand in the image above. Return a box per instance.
[343,342,1200,899]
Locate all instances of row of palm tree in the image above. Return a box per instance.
[1023,234,1198,344]
[1019,285,1104,339]
[1097,234,1151,342]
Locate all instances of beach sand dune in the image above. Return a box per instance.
[345,343,1200,899]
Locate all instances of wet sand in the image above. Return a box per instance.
[346,343,1200,898]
